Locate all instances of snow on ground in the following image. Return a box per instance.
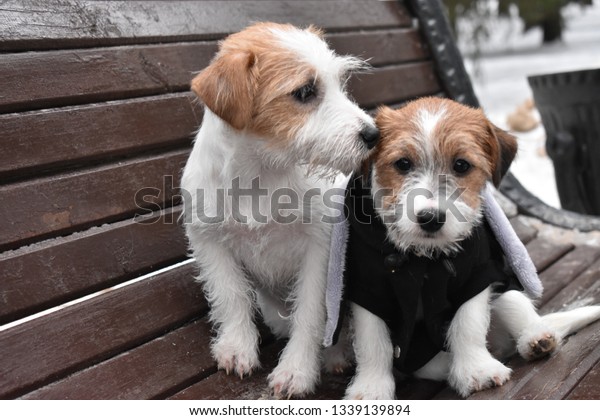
[459,0,600,209]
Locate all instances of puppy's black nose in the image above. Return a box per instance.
[360,124,380,149]
[417,209,446,233]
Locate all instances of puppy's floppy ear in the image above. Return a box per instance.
[191,50,257,130]
[488,122,518,187]
[361,106,398,186]
[374,105,398,134]
[306,24,325,39]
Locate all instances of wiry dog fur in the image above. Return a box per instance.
[345,97,600,399]
[181,23,377,398]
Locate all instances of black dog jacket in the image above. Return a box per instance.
[342,175,523,373]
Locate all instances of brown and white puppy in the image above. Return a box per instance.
[344,97,600,399]
[181,23,378,398]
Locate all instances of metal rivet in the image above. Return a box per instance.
[384,254,406,273]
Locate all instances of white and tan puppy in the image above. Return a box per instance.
[181,23,378,398]
[344,97,600,399]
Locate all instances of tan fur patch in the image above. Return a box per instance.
[432,100,495,208]
[248,46,318,145]
[191,50,257,130]
[306,24,325,39]
[374,98,518,210]
[373,105,422,209]
[191,23,322,143]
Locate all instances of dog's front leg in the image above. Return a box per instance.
[345,303,396,400]
[268,240,328,398]
[447,286,512,397]
[192,240,260,378]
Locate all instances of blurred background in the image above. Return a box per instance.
[443,0,600,210]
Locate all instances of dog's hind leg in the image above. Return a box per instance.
[541,306,600,338]
[492,290,556,360]
[493,290,600,360]
[344,303,396,400]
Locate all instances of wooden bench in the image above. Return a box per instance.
[1,0,599,400]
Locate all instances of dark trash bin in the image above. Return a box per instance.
[528,69,600,216]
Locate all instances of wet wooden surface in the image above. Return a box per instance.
[0,0,411,51]
[1,0,598,401]
[166,220,600,401]
[0,207,186,325]
[3,215,597,400]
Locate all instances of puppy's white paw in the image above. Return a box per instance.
[268,363,318,399]
[344,374,395,400]
[517,323,558,361]
[322,344,352,375]
[449,357,512,397]
[212,334,260,378]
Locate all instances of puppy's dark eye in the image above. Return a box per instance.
[453,159,471,174]
[395,158,413,173]
[291,81,317,103]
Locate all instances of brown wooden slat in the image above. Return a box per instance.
[0,65,438,182]
[23,320,275,400]
[538,245,600,306]
[349,62,441,108]
[172,342,446,400]
[30,319,274,400]
[170,342,283,400]
[541,258,600,315]
[170,338,354,400]
[0,263,203,399]
[525,238,574,273]
[327,28,429,67]
[21,319,214,400]
[566,359,600,399]
[0,29,431,180]
[0,0,411,52]
[0,94,199,180]
[509,217,537,244]
[0,44,215,114]
[0,149,188,251]
[507,281,600,399]
[0,207,186,326]
[395,377,447,399]
[0,28,428,115]
[469,258,600,400]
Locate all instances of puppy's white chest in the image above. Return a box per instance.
[223,220,311,286]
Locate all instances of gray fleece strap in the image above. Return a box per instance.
[323,196,350,347]
[482,182,543,299]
